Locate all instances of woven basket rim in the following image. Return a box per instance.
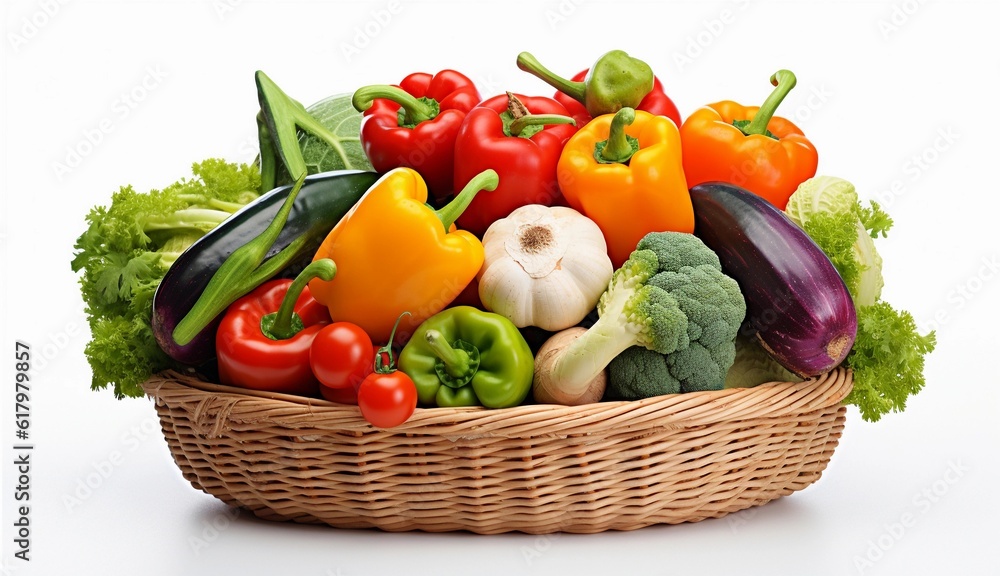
[143,368,852,438]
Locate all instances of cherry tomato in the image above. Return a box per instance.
[310,322,375,402]
[357,370,417,428]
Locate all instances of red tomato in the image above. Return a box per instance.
[310,322,375,402]
[357,370,417,428]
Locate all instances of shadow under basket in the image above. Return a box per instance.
[142,368,852,535]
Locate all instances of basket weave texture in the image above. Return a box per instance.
[143,368,851,534]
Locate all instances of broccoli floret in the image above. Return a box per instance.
[534,249,691,402]
[603,347,680,400]
[606,341,738,400]
[604,232,746,400]
[636,231,723,273]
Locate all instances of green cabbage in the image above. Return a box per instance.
[724,332,801,389]
[272,93,373,186]
[300,93,372,173]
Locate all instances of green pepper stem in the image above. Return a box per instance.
[743,69,797,137]
[374,311,411,374]
[424,330,470,377]
[598,107,638,164]
[266,259,336,340]
[510,114,576,137]
[516,52,587,104]
[435,169,498,231]
[352,85,437,125]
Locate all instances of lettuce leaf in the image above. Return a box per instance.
[72,159,260,398]
[844,301,936,422]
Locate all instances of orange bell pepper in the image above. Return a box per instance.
[557,107,692,268]
[309,167,497,344]
[680,69,818,210]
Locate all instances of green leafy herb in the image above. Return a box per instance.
[844,301,936,422]
[72,159,260,398]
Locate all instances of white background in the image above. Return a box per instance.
[2,1,999,575]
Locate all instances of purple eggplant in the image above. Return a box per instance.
[689,182,856,377]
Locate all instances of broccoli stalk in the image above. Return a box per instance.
[532,249,690,405]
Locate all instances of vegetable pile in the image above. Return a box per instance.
[73,50,934,426]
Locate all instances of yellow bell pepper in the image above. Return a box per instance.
[557,107,692,268]
[309,167,497,344]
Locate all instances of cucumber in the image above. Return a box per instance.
[151,170,380,366]
[690,182,857,377]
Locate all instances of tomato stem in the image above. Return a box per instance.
[374,311,411,373]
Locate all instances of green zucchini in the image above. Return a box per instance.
[151,170,380,366]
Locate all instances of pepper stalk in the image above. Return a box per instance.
[434,168,499,232]
[352,85,440,128]
[503,92,576,138]
[594,107,639,164]
[516,50,654,116]
[424,329,481,389]
[263,259,336,340]
[734,69,797,140]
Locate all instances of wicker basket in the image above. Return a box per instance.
[142,368,851,534]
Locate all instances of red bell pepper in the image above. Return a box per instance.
[554,70,682,128]
[453,92,578,237]
[215,259,335,397]
[352,70,481,206]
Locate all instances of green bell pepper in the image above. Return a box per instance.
[398,306,533,408]
[516,50,655,117]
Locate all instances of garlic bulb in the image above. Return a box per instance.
[478,204,613,331]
